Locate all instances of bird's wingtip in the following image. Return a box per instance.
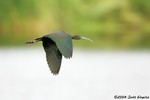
[52,73,59,75]
[64,56,72,59]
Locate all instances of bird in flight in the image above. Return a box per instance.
[26,31,93,75]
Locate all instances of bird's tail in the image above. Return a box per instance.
[26,38,42,44]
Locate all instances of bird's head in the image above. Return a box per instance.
[72,35,93,42]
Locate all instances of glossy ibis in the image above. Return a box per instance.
[26,31,92,75]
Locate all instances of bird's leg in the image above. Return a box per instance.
[26,38,42,44]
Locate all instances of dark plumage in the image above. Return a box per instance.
[26,31,92,75]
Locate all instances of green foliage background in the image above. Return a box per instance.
[0,0,150,48]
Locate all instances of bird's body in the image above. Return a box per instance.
[26,31,92,75]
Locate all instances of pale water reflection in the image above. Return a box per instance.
[0,48,150,100]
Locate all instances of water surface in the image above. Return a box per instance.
[0,48,150,100]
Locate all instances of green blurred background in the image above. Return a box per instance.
[0,0,150,49]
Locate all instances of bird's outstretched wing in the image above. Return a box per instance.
[45,31,72,59]
[42,37,62,75]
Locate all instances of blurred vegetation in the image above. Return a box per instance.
[0,0,150,49]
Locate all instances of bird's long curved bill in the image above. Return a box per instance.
[81,36,93,42]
